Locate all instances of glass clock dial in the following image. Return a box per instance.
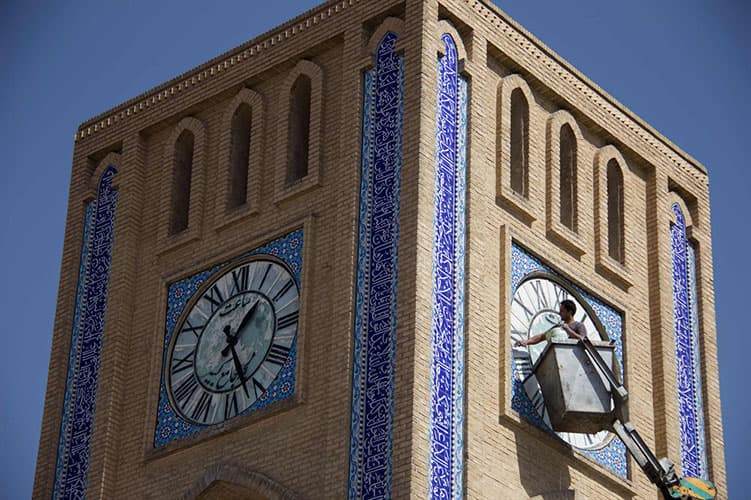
[166,256,299,425]
[510,271,612,450]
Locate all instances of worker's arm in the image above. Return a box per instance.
[516,333,546,346]
[561,322,586,341]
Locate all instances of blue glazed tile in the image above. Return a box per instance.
[54,166,119,499]
[671,204,706,478]
[153,229,303,447]
[510,243,628,478]
[428,33,467,499]
[348,31,404,500]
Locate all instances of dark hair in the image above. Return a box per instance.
[560,299,576,315]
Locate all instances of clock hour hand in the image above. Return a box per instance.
[229,343,249,398]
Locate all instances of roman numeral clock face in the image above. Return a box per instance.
[166,257,299,426]
[510,271,612,450]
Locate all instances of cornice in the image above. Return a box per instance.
[473,0,708,180]
[75,0,357,142]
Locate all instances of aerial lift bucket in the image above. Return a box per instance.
[531,337,717,499]
[531,339,616,434]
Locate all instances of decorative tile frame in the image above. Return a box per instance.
[153,229,303,447]
[428,33,467,500]
[509,243,629,478]
[53,166,119,499]
[347,30,404,500]
[670,203,707,478]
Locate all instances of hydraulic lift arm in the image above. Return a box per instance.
[579,338,717,500]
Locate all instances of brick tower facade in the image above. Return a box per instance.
[34,0,726,498]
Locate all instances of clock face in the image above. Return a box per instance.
[166,256,299,425]
[510,271,612,449]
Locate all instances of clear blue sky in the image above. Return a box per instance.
[1,1,747,498]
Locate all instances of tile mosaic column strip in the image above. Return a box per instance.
[53,202,94,499]
[54,166,119,499]
[670,203,706,478]
[428,33,467,499]
[348,31,404,500]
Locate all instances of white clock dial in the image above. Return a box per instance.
[510,272,612,450]
[166,256,299,425]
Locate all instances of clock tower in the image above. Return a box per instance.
[34,0,726,498]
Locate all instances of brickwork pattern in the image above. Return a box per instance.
[34,0,726,498]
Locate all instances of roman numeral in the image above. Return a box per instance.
[272,279,294,302]
[231,265,249,295]
[171,350,195,375]
[277,311,299,330]
[265,343,291,366]
[251,377,266,399]
[530,280,547,310]
[174,375,199,406]
[202,284,225,313]
[224,392,239,420]
[513,297,535,321]
[191,391,212,421]
[181,319,204,337]
[554,285,568,305]
[258,264,272,291]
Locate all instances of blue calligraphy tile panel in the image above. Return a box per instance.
[154,229,303,447]
[54,166,119,499]
[428,33,467,500]
[348,32,404,500]
[510,244,628,478]
[670,204,707,478]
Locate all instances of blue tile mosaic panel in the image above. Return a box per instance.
[348,32,404,500]
[53,166,119,499]
[670,204,707,478]
[428,33,467,500]
[154,229,303,447]
[510,244,628,478]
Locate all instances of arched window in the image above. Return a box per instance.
[287,74,312,184]
[559,124,577,232]
[170,130,194,235]
[510,88,529,197]
[229,103,252,208]
[607,159,624,263]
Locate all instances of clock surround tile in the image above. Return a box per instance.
[510,243,628,478]
[153,229,303,447]
[53,166,119,499]
[670,204,707,478]
[428,33,467,500]
[347,31,404,500]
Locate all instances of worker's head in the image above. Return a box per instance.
[559,300,576,321]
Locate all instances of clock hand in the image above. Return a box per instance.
[228,341,250,398]
[221,300,260,357]
[237,298,260,334]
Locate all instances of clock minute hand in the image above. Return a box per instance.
[221,300,259,357]
[236,298,260,334]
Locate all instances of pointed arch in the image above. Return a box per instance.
[545,110,587,256]
[275,59,323,201]
[496,74,539,223]
[594,145,632,287]
[216,88,264,225]
[160,116,206,248]
[184,464,299,500]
